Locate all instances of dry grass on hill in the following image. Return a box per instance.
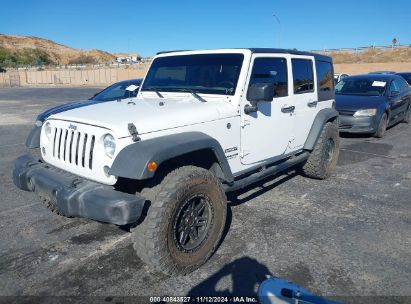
[331,47,411,64]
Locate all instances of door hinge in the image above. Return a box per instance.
[240,149,250,158]
[241,118,251,128]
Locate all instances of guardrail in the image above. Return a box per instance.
[311,45,411,54]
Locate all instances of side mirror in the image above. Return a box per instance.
[390,90,400,97]
[245,83,275,114]
[247,83,275,103]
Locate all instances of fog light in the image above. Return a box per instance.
[41,147,46,156]
[103,165,111,177]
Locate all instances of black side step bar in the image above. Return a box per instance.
[223,152,310,193]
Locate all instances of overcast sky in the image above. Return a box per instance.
[1,0,410,56]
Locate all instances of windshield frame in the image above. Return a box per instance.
[141,52,246,96]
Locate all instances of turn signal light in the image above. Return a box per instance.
[147,161,158,172]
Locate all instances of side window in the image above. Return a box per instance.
[248,57,288,99]
[292,59,314,94]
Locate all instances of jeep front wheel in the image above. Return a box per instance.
[131,166,227,275]
[302,121,340,179]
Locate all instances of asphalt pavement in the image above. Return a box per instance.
[0,87,410,304]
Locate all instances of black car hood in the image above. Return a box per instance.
[336,94,387,110]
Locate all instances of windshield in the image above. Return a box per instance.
[93,80,141,101]
[141,54,244,96]
[335,78,387,96]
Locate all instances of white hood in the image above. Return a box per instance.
[48,95,238,138]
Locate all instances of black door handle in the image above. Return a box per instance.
[281,105,295,113]
[307,101,318,107]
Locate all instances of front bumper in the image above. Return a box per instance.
[13,154,145,225]
[338,115,377,134]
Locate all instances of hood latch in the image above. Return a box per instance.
[128,123,141,142]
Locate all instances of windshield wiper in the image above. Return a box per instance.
[173,88,207,102]
[142,87,164,98]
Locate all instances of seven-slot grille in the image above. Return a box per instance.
[52,127,95,169]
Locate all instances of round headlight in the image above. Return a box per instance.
[45,122,52,140]
[103,134,116,158]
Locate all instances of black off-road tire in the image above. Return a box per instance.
[131,166,227,275]
[302,121,340,180]
[402,104,410,123]
[374,113,388,138]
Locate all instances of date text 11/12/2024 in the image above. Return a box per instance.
[149,296,258,303]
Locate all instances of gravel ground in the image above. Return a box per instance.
[0,87,410,304]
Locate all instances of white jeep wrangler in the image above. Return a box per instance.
[14,48,340,275]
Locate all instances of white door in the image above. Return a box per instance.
[288,56,318,150]
[240,55,296,165]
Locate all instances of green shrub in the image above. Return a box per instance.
[0,47,54,67]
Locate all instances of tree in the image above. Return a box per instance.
[392,38,398,47]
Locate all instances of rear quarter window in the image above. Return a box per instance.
[316,60,335,101]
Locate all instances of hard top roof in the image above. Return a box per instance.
[156,48,332,62]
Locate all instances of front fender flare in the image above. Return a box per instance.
[109,132,234,183]
[304,108,339,151]
[26,125,41,149]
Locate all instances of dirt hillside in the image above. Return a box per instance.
[0,34,115,64]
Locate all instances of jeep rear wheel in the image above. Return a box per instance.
[302,121,340,180]
[131,166,227,275]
